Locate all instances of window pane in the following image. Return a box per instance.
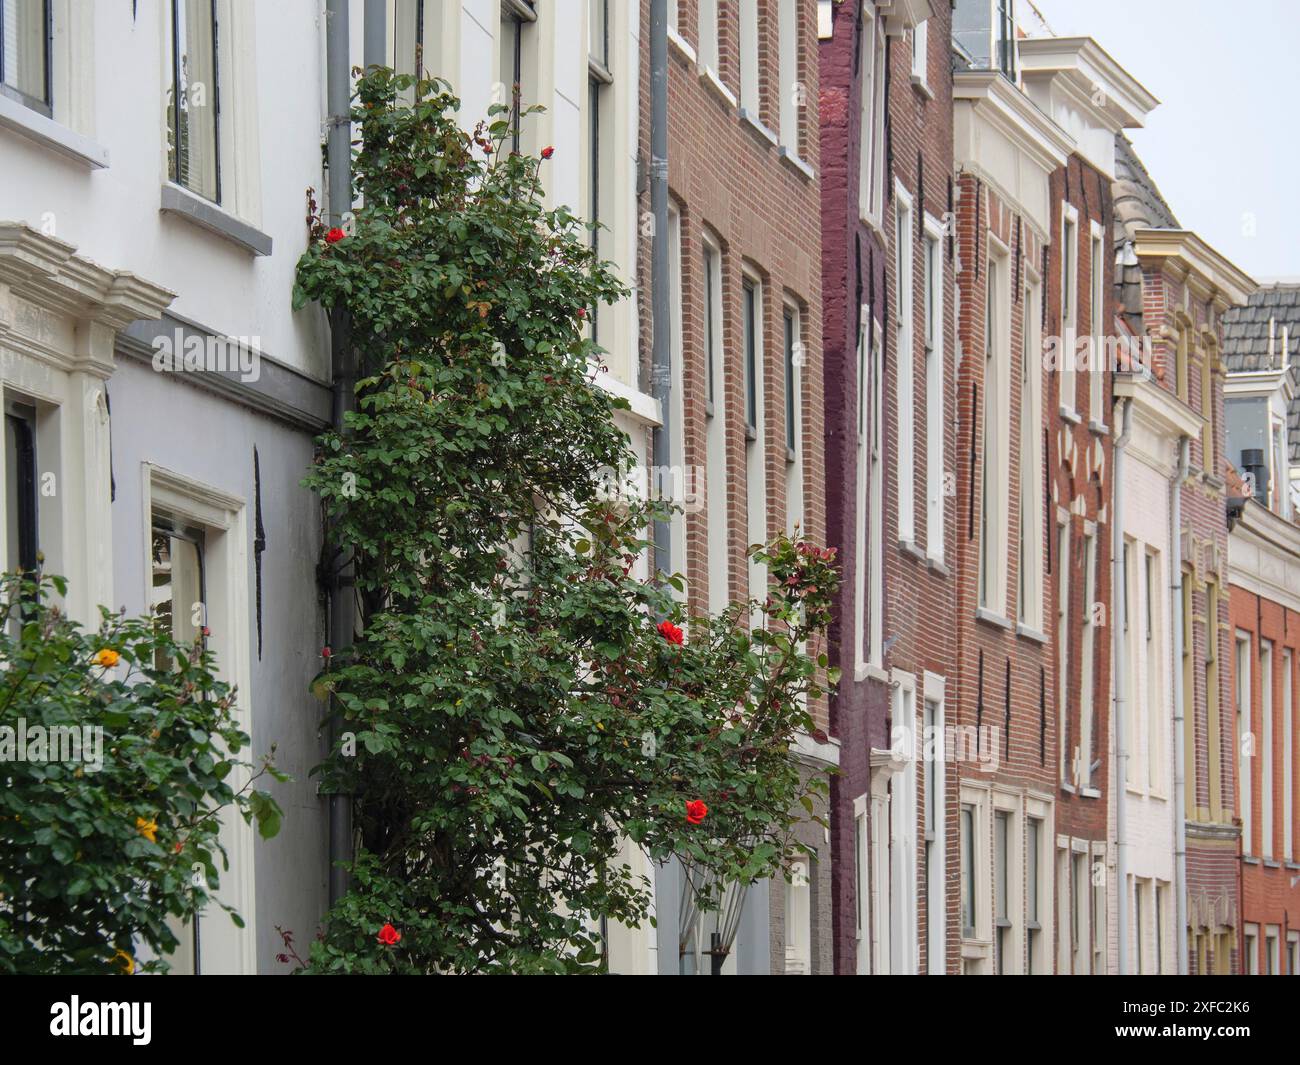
[744,283,757,429]
[784,311,796,451]
[169,0,220,202]
[4,411,38,575]
[0,0,48,108]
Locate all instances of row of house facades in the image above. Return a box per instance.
[2,0,1297,974]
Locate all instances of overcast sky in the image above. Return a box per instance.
[1024,0,1299,282]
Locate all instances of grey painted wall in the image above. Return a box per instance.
[108,357,328,973]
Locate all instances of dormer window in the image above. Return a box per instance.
[953,0,1018,83]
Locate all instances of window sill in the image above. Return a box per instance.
[1080,786,1101,799]
[160,184,273,256]
[778,145,815,182]
[1263,859,1281,869]
[667,27,696,65]
[1060,781,1076,794]
[0,94,108,169]
[910,74,934,101]
[926,555,948,577]
[855,662,890,684]
[1015,622,1047,644]
[975,607,1012,631]
[738,107,778,147]
[1242,855,1261,865]
[1088,419,1109,435]
[1059,406,1081,425]
[699,65,737,109]
[899,538,926,563]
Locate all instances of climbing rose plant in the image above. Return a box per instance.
[0,572,284,975]
[294,68,839,974]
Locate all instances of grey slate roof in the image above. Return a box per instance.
[1112,134,1180,333]
[1222,283,1300,461]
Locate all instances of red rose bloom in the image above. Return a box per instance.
[685,800,708,826]
[377,922,401,946]
[541,145,555,159]
[657,620,684,645]
[325,227,346,244]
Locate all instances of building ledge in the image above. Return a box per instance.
[0,94,108,169]
[778,146,815,182]
[160,184,273,256]
[699,65,736,109]
[738,108,778,147]
[975,607,1012,631]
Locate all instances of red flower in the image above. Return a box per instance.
[577,307,587,319]
[377,923,402,946]
[657,620,684,646]
[321,646,332,660]
[541,145,555,159]
[685,800,708,825]
[325,227,346,244]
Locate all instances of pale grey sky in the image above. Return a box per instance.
[1025,0,1299,282]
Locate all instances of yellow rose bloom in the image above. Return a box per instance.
[135,817,157,844]
[93,648,120,668]
[112,950,135,975]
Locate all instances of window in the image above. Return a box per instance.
[1155,882,1166,974]
[856,303,885,671]
[778,0,798,150]
[994,811,1010,974]
[153,517,207,973]
[924,224,944,560]
[743,277,766,617]
[1145,550,1162,791]
[1056,848,1070,972]
[1201,338,1215,472]
[784,858,812,974]
[979,247,1010,613]
[784,305,803,533]
[167,0,221,202]
[4,401,39,576]
[1072,850,1089,973]
[1089,225,1105,426]
[1244,925,1259,975]
[1285,648,1294,863]
[858,5,887,224]
[1134,878,1146,974]
[960,803,976,938]
[1265,926,1280,977]
[1288,931,1299,976]
[500,0,536,155]
[854,795,869,973]
[587,0,611,342]
[924,690,946,973]
[1058,520,1071,782]
[1182,569,1196,812]
[738,0,759,115]
[0,0,50,115]
[1060,206,1078,413]
[393,0,440,87]
[867,316,884,665]
[666,206,686,584]
[1018,274,1043,625]
[910,19,928,85]
[1026,819,1041,974]
[889,679,919,975]
[1207,582,1223,820]
[896,191,916,544]
[995,0,1016,80]
[703,238,729,615]
[1237,632,1253,851]
[1080,531,1097,789]
[697,0,718,73]
[1261,639,1274,858]
[1092,850,1106,973]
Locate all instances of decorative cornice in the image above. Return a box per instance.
[1017,36,1159,131]
[953,70,1075,175]
[1132,228,1257,310]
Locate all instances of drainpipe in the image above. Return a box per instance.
[326,0,354,907]
[1113,396,1133,973]
[1171,435,1190,973]
[649,0,671,581]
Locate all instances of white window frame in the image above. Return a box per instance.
[784,855,812,974]
[1079,525,1097,790]
[991,794,1022,975]
[1059,204,1079,416]
[1088,220,1106,428]
[703,234,729,615]
[1261,638,1274,859]
[1017,267,1043,628]
[142,463,255,974]
[895,184,916,545]
[889,671,919,975]
[959,785,992,974]
[1237,631,1254,855]
[1284,647,1294,863]
[743,272,766,622]
[923,215,945,562]
[666,205,687,590]
[858,305,885,675]
[738,0,759,115]
[854,792,870,974]
[777,0,798,151]
[910,18,929,89]
[978,236,1011,616]
[1072,840,1090,974]
[923,673,947,973]
[697,0,719,74]
[1244,923,1259,975]
[783,300,803,534]
[1057,516,1071,784]
[858,4,887,228]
